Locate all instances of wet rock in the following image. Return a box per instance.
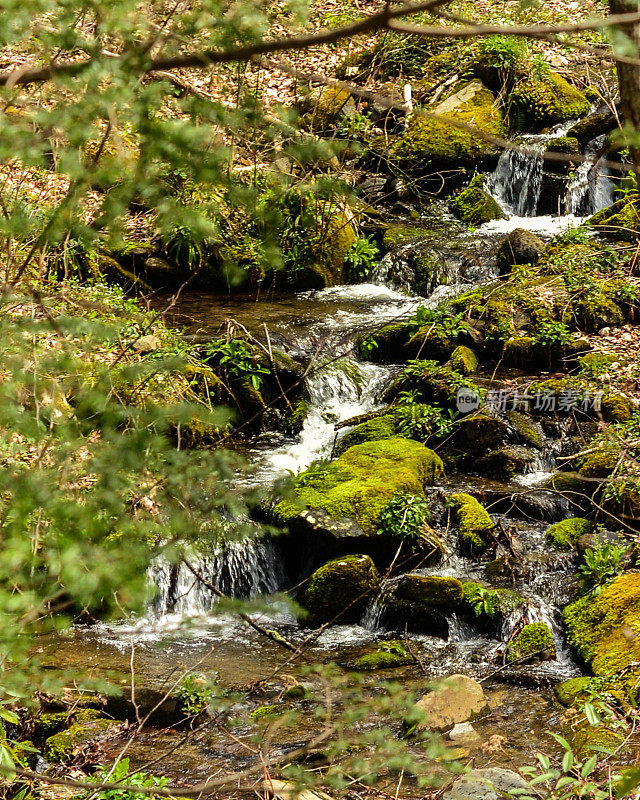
[396,574,464,611]
[450,493,494,553]
[442,768,527,800]
[352,640,416,670]
[449,345,479,376]
[506,622,556,663]
[507,410,544,449]
[567,111,617,145]
[454,414,508,455]
[448,722,480,743]
[297,554,379,627]
[357,322,415,362]
[495,228,546,274]
[414,674,487,732]
[44,715,119,763]
[509,72,589,130]
[545,517,592,551]
[449,175,506,225]
[476,445,536,479]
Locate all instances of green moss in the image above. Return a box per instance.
[358,322,415,362]
[297,554,379,627]
[545,518,592,551]
[396,574,464,611]
[461,581,524,619]
[570,719,625,757]
[572,294,624,333]
[44,716,114,762]
[602,393,635,423]
[353,640,415,671]
[545,136,580,155]
[579,451,618,479]
[502,336,541,369]
[334,415,397,457]
[391,80,505,173]
[450,345,479,375]
[506,622,556,663]
[456,414,508,454]
[275,437,443,534]
[590,196,640,242]
[449,175,505,225]
[510,72,589,130]
[477,445,535,478]
[383,226,432,250]
[450,492,493,552]
[404,326,458,362]
[282,684,308,701]
[305,211,357,288]
[563,574,640,696]
[507,411,544,449]
[282,396,309,435]
[250,704,282,721]
[309,86,352,129]
[554,676,594,707]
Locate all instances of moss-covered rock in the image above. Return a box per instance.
[275,438,444,535]
[545,518,592,551]
[545,136,580,156]
[495,228,546,273]
[569,718,625,757]
[307,86,353,130]
[567,112,617,145]
[298,211,357,288]
[507,411,545,449]
[334,415,397,457]
[455,414,508,455]
[476,445,536,478]
[353,640,416,670]
[450,493,494,552]
[450,175,505,225]
[297,554,380,627]
[250,704,283,721]
[509,72,589,130]
[602,393,635,423]
[579,451,618,479]
[461,581,524,623]
[396,574,464,611]
[391,80,505,176]
[450,345,479,376]
[590,196,640,242]
[357,322,415,362]
[563,573,640,697]
[404,326,459,362]
[506,622,556,663]
[282,395,309,435]
[44,716,116,762]
[554,676,594,707]
[572,293,624,333]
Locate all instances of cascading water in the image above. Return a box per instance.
[149,538,285,618]
[487,136,548,217]
[566,134,615,215]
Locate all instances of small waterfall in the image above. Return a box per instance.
[487,136,548,217]
[260,358,392,479]
[361,582,394,631]
[149,538,285,618]
[566,134,615,215]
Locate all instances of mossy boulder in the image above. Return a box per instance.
[450,345,479,376]
[545,518,592,551]
[476,445,536,478]
[506,622,556,663]
[282,395,309,435]
[44,716,116,762]
[297,554,379,627]
[546,136,580,156]
[334,415,397,456]
[507,411,544,449]
[275,438,444,535]
[496,228,546,274]
[404,326,459,362]
[509,72,589,130]
[455,414,508,455]
[461,581,525,624]
[353,640,415,670]
[396,574,464,611]
[554,676,594,707]
[297,211,357,288]
[449,175,505,225]
[450,493,494,552]
[567,111,617,145]
[589,196,640,242]
[579,451,618,479]
[306,86,353,130]
[602,393,635,423]
[572,294,624,333]
[391,80,505,176]
[563,573,640,698]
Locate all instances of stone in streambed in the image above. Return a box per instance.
[496,228,546,274]
[412,674,487,732]
[442,768,527,800]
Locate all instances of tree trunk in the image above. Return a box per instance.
[610,0,640,176]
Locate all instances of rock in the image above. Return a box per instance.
[544,517,592,551]
[449,175,506,225]
[266,779,332,800]
[448,722,480,743]
[602,393,635,423]
[509,72,590,130]
[507,411,545,449]
[567,111,617,145]
[334,414,397,457]
[450,493,494,552]
[302,85,353,130]
[357,322,415,362]
[297,555,379,627]
[414,674,487,732]
[44,716,118,762]
[442,768,527,800]
[506,622,556,663]
[396,574,464,611]
[589,196,640,242]
[274,437,444,536]
[352,640,416,670]
[133,334,161,353]
[495,228,546,273]
[454,414,508,455]
[476,445,536,478]
[450,345,479,376]
[390,80,505,179]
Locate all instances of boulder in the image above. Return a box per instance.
[297,555,380,627]
[413,674,487,731]
[509,72,589,130]
[449,345,479,376]
[449,175,506,226]
[495,228,546,273]
[545,517,592,551]
[567,111,617,145]
[450,493,494,552]
[506,622,556,663]
[443,768,527,800]
[396,574,464,611]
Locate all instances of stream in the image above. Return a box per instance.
[45,128,627,789]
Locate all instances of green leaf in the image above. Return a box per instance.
[584,702,601,727]
[562,749,574,774]
[581,755,598,778]
[0,709,19,724]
